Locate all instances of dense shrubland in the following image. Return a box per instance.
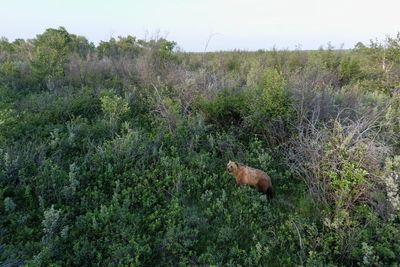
[1,27,400,266]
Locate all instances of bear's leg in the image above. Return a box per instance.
[257,179,273,198]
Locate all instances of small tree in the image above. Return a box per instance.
[31,27,72,89]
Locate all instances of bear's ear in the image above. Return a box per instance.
[235,162,239,167]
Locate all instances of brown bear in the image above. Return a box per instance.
[227,160,273,197]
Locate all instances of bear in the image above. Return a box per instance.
[227,160,273,197]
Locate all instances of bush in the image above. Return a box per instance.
[100,92,130,123]
[339,56,362,85]
[245,68,294,144]
[195,89,250,128]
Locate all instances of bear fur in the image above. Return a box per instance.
[227,160,273,197]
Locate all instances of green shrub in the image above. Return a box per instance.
[195,89,250,128]
[339,56,362,85]
[100,92,130,122]
[31,27,73,89]
[245,68,294,144]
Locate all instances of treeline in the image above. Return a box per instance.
[0,27,400,266]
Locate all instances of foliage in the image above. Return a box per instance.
[195,89,250,127]
[1,28,400,266]
[245,68,294,144]
[31,27,73,89]
[100,92,130,122]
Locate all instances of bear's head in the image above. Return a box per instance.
[227,160,239,174]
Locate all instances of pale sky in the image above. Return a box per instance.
[1,0,399,51]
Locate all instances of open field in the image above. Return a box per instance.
[1,28,400,266]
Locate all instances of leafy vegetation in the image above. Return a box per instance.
[1,27,400,266]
